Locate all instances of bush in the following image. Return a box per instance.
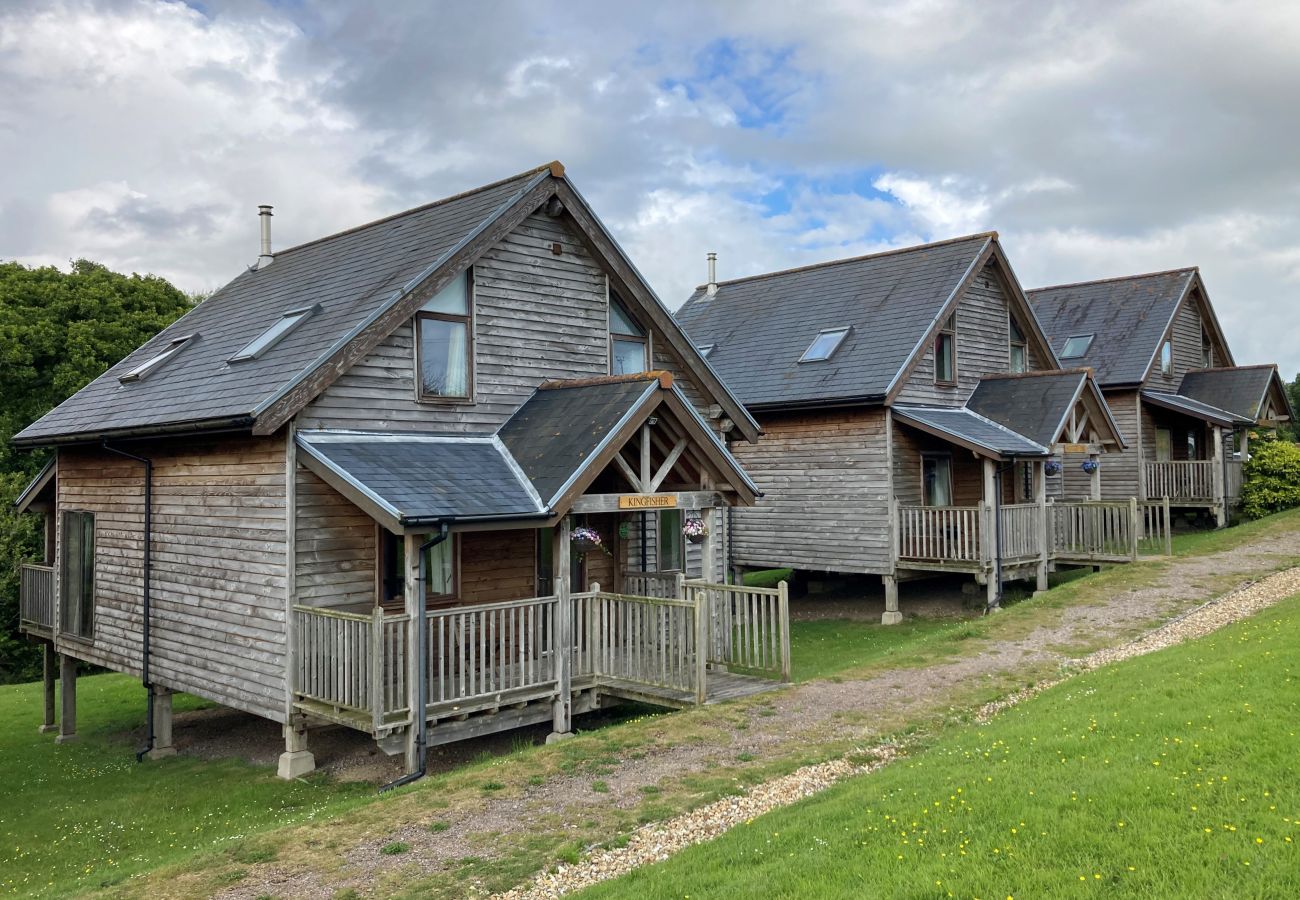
[1241,439,1300,518]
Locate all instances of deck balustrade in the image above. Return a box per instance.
[18,563,55,634]
[1145,460,1215,500]
[896,505,982,562]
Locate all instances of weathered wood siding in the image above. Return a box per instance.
[1049,389,1140,501]
[300,211,609,433]
[459,529,538,603]
[1144,290,1212,389]
[892,422,985,507]
[728,409,890,575]
[895,262,1045,405]
[295,467,375,609]
[54,436,288,722]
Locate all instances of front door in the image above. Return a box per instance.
[536,526,585,595]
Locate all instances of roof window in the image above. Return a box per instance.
[229,304,319,362]
[1060,334,1094,358]
[799,327,851,363]
[119,335,197,383]
[698,343,716,358]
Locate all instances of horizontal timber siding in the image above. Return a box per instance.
[296,467,376,608]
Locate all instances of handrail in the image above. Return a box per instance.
[425,594,557,618]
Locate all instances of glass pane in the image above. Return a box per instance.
[612,338,647,375]
[800,329,848,362]
[1009,318,1025,344]
[421,272,468,315]
[424,538,454,596]
[935,333,954,382]
[81,515,94,634]
[1010,343,1027,373]
[609,300,644,336]
[419,318,469,397]
[536,529,553,595]
[232,310,309,360]
[923,457,952,506]
[1160,341,1173,374]
[659,509,682,571]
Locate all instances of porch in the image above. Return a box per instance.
[18,563,55,639]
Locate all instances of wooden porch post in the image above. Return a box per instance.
[982,458,999,610]
[147,685,176,760]
[549,517,573,740]
[56,653,77,744]
[1034,461,1049,593]
[1089,453,1101,501]
[402,531,421,773]
[40,643,57,733]
[1212,426,1227,527]
[699,506,715,584]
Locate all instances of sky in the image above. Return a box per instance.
[1,0,1298,377]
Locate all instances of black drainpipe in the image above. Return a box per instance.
[102,442,154,761]
[639,512,648,572]
[381,522,449,793]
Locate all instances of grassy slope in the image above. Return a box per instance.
[582,594,1300,899]
[0,676,371,898]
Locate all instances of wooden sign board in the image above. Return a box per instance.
[618,494,677,509]
[1059,443,1089,454]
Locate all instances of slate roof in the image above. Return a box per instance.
[14,167,551,445]
[297,433,546,527]
[675,234,995,408]
[1027,269,1198,386]
[966,371,1089,447]
[893,405,1050,459]
[1140,391,1251,427]
[1177,366,1288,422]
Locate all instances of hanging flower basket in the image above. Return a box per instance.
[1080,459,1100,474]
[571,526,605,554]
[683,517,709,544]
[1044,459,1062,476]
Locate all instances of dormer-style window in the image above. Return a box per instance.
[609,297,647,375]
[417,270,472,400]
[799,327,850,363]
[1060,334,1093,359]
[229,305,319,362]
[1008,317,1028,373]
[934,314,956,384]
[1159,339,1173,377]
[1201,329,1213,368]
[119,334,196,383]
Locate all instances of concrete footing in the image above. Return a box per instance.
[277,721,315,779]
[545,731,575,745]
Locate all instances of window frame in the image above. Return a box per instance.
[921,453,954,507]
[1155,428,1173,462]
[798,326,851,363]
[228,304,320,363]
[59,510,95,640]
[414,269,475,404]
[933,314,957,385]
[1201,329,1213,368]
[377,531,460,609]
[1008,315,1028,373]
[1159,339,1173,377]
[658,508,684,572]
[119,334,196,383]
[1060,334,1094,359]
[608,296,649,375]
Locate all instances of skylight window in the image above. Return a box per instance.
[229,305,319,362]
[799,327,851,363]
[119,335,196,383]
[698,343,716,359]
[1060,334,1094,358]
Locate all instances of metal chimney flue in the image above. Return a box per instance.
[706,251,718,296]
[256,205,274,270]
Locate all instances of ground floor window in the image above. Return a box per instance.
[658,508,683,572]
[380,531,458,606]
[1155,428,1172,462]
[922,454,953,506]
[60,510,95,638]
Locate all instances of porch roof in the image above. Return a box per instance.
[1177,365,1293,423]
[967,369,1127,450]
[12,458,55,514]
[893,405,1050,460]
[1140,390,1252,428]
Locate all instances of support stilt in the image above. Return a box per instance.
[881,575,902,625]
[277,718,315,779]
[39,643,57,734]
[55,654,77,744]
[147,685,176,760]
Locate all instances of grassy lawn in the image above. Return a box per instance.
[0,674,371,899]
[581,593,1300,899]
[789,618,969,682]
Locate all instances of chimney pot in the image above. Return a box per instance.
[256,205,274,270]
[706,251,718,296]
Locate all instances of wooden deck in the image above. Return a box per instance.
[598,670,785,709]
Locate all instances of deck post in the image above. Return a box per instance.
[277,716,314,779]
[881,574,901,625]
[402,532,421,773]
[550,517,573,739]
[40,642,57,733]
[55,653,77,744]
[1212,426,1227,527]
[699,505,715,584]
[1034,461,1049,592]
[1089,452,1101,500]
[777,580,792,681]
[369,606,384,735]
[693,589,708,704]
[147,685,176,760]
[1163,496,1173,556]
[1128,497,1140,561]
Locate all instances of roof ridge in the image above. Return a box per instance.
[270,161,563,259]
[977,367,1092,381]
[1027,266,1198,295]
[694,232,997,292]
[1188,363,1276,373]
[538,371,673,391]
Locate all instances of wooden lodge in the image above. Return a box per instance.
[12,162,790,780]
[1030,270,1294,526]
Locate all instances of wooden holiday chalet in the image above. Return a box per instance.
[12,162,789,781]
[676,234,1130,622]
[1029,269,1294,525]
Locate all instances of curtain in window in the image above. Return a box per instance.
[425,538,454,596]
[420,318,469,397]
[923,457,952,506]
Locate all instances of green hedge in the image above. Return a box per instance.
[1241,439,1300,518]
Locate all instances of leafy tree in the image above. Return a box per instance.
[0,260,193,683]
[1240,436,1300,519]
[1286,373,1300,442]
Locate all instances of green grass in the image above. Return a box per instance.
[0,674,371,898]
[742,568,792,589]
[580,593,1300,899]
[787,617,965,682]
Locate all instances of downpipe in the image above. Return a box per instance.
[380,522,449,793]
[102,442,154,761]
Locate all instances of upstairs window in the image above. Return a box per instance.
[417,271,472,400]
[119,335,196,383]
[609,297,647,375]
[1201,329,1213,368]
[799,327,850,363]
[229,305,318,362]
[1008,317,1028,373]
[1060,334,1093,359]
[1159,339,1173,377]
[934,314,957,384]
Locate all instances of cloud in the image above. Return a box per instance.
[1,0,1297,376]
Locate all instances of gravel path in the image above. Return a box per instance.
[498,564,1300,899]
[220,529,1300,900]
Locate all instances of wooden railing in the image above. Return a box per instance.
[997,503,1044,561]
[689,581,790,681]
[574,589,703,700]
[896,505,982,562]
[1146,460,1215,501]
[1138,498,1173,556]
[621,570,685,599]
[292,605,411,731]
[19,563,55,633]
[426,595,559,712]
[1049,500,1137,562]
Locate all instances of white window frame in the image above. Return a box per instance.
[119,335,196,383]
[229,305,320,363]
[798,327,851,363]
